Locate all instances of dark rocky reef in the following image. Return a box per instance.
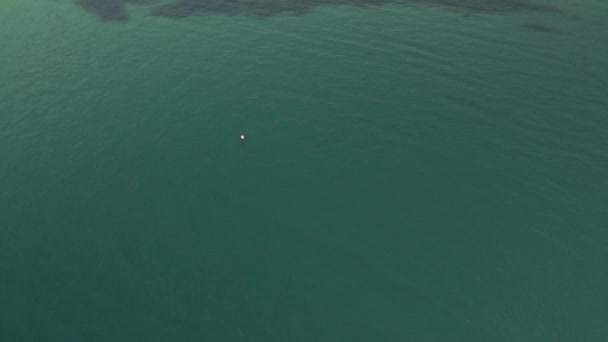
[78,0,158,21]
[415,0,555,13]
[78,0,559,21]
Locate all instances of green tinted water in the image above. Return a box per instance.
[1,0,607,340]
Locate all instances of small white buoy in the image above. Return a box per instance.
[240,134,246,142]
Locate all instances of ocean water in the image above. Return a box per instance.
[1,0,607,340]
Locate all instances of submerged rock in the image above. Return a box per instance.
[77,0,559,21]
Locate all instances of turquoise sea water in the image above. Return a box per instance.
[1,0,608,340]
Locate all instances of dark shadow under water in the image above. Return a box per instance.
[78,0,560,21]
[522,22,563,34]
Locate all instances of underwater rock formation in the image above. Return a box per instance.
[78,0,158,20]
[77,0,558,21]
